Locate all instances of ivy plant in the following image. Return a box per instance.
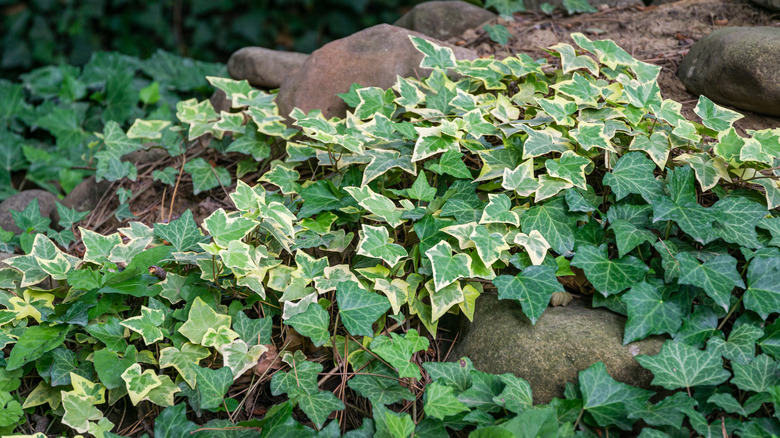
[2,34,780,437]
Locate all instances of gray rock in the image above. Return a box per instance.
[276,24,478,121]
[452,293,664,404]
[394,1,497,40]
[62,176,111,213]
[0,190,60,234]
[228,47,309,89]
[678,27,780,117]
[749,0,780,11]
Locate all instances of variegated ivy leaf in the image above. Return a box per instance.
[7,289,55,323]
[491,92,520,123]
[694,95,743,132]
[202,325,240,350]
[120,306,165,345]
[259,201,296,239]
[535,174,574,202]
[425,280,465,322]
[362,148,417,186]
[409,35,456,70]
[520,125,573,158]
[6,234,80,286]
[618,73,662,109]
[545,150,590,189]
[314,264,363,294]
[143,374,180,406]
[126,119,170,140]
[394,75,426,109]
[503,159,541,197]
[374,278,410,315]
[475,147,523,182]
[80,228,122,265]
[426,241,472,291]
[671,119,701,144]
[356,224,408,266]
[69,373,106,404]
[220,339,268,379]
[355,86,397,120]
[201,208,257,249]
[469,225,509,266]
[159,343,209,388]
[570,121,616,152]
[649,99,686,127]
[629,131,671,169]
[548,42,599,76]
[211,111,246,138]
[61,392,103,433]
[344,185,404,227]
[121,363,162,405]
[442,222,478,250]
[536,96,578,126]
[412,125,461,162]
[480,194,520,227]
[714,127,746,166]
[570,33,634,71]
[259,160,301,195]
[514,230,551,265]
[550,72,601,106]
[178,297,231,345]
[206,76,254,107]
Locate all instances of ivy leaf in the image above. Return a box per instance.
[732,354,780,393]
[571,33,633,70]
[676,253,744,311]
[337,280,391,337]
[470,225,510,266]
[355,87,397,120]
[356,225,408,266]
[259,161,302,195]
[408,36,456,70]
[708,323,763,365]
[514,230,551,266]
[120,306,165,345]
[424,382,470,420]
[603,152,664,203]
[412,127,459,163]
[520,197,578,255]
[571,244,648,297]
[407,172,436,202]
[202,208,257,248]
[194,366,233,411]
[155,403,198,438]
[423,357,475,393]
[178,297,232,345]
[629,131,671,169]
[370,329,429,380]
[520,126,573,159]
[652,192,715,245]
[570,121,615,152]
[362,149,417,186]
[7,323,67,370]
[221,340,268,379]
[159,343,210,388]
[493,265,561,324]
[502,159,540,197]
[694,95,743,132]
[287,302,331,347]
[121,363,162,405]
[480,194,520,227]
[373,403,415,438]
[610,219,657,258]
[621,282,683,344]
[710,196,767,249]
[579,362,653,430]
[184,158,231,195]
[154,210,207,252]
[636,340,731,390]
[550,72,601,106]
[426,241,472,291]
[545,150,590,189]
[61,392,103,433]
[298,390,345,429]
[536,96,578,126]
[345,185,404,228]
[744,255,780,320]
[625,392,695,430]
[425,149,471,179]
[349,371,414,406]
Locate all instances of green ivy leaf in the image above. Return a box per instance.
[7,323,67,370]
[426,241,472,292]
[744,255,780,320]
[676,253,744,312]
[184,157,231,195]
[621,282,683,344]
[603,152,664,203]
[708,322,763,365]
[732,354,780,393]
[349,369,414,406]
[287,303,330,347]
[424,382,470,420]
[520,197,578,255]
[154,403,198,438]
[626,392,695,429]
[409,36,456,70]
[154,209,207,252]
[337,280,391,337]
[579,362,653,430]
[493,265,561,324]
[259,161,302,195]
[636,340,731,390]
[193,366,233,411]
[356,225,408,266]
[370,329,429,380]
[610,219,656,258]
[425,149,471,179]
[85,317,127,353]
[710,196,767,249]
[571,244,648,296]
[373,403,415,438]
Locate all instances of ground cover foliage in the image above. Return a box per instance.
[1,34,780,437]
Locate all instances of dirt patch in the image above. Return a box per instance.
[452,0,780,131]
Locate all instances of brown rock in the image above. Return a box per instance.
[678,27,780,116]
[62,176,111,213]
[228,47,309,89]
[0,190,60,234]
[452,293,665,404]
[394,1,497,40]
[276,24,478,121]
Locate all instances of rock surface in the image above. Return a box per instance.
[749,0,780,10]
[394,1,497,40]
[452,293,664,404]
[228,47,309,89]
[62,176,111,213]
[0,190,60,234]
[678,27,780,116]
[276,24,478,121]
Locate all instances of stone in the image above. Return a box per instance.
[749,0,780,11]
[227,47,309,89]
[452,293,664,404]
[0,190,60,234]
[276,24,478,121]
[0,252,13,267]
[678,27,780,116]
[393,1,497,40]
[62,176,111,213]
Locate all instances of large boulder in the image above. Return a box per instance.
[227,47,309,89]
[276,24,478,121]
[394,1,497,40]
[678,27,780,116]
[452,293,664,404]
[749,0,780,10]
[0,190,60,234]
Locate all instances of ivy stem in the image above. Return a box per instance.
[716,293,744,331]
[663,220,673,240]
[573,409,585,429]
